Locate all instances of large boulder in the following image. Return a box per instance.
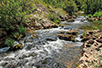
[56,34,75,41]
[66,29,78,35]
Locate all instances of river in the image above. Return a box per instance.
[0,16,89,68]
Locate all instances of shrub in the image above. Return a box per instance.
[86,17,89,19]
[56,10,62,16]
[0,0,35,35]
[88,14,92,18]
[48,13,60,22]
[54,17,60,22]
[93,12,100,17]
[12,32,19,37]
[100,28,102,31]
[19,26,26,34]
[84,31,87,35]
[93,26,99,30]
[92,19,94,21]
[5,38,15,47]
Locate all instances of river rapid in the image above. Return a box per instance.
[0,16,89,68]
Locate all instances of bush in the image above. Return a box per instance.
[12,32,19,38]
[5,38,15,47]
[48,13,60,22]
[88,14,92,18]
[0,0,35,35]
[86,17,89,19]
[93,26,99,30]
[56,10,62,16]
[93,12,100,17]
[19,26,26,34]
[54,17,61,22]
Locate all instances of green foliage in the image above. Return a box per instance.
[84,31,87,35]
[0,0,35,35]
[93,12,102,17]
[19,26,26,34]
[76,0,102,14]
[56,10,62,16]
[93,26,99,30]
[100,28,102,31]
[88,14,92,18]
[86,17,89,19]
[93,12,100,17]
[12,32,19,37]
[48,13,60,22]
[42,0,78,15]
[5,38,15,46]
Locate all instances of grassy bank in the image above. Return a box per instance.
[0,0,70,48]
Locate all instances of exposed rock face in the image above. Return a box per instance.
[77,30,102,68]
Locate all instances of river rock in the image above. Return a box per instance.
[41,23,58,29]
[73,15,77,19]
[10,43,23,51]
[66,29,78,35]
[56,34,75,41]
[46,36,57,41]
[59,31,66,34]
[34,22,44,30]
[60,16,66,21]
[67,19,74,22]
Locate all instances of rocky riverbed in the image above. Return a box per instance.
[0,16,89,68]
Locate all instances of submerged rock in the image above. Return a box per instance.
[46,36,57,41]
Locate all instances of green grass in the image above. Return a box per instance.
[5,38,15,47]
[19,26,26,34]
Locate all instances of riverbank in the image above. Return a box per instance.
[76,29,102,67]
[0,1,76,50]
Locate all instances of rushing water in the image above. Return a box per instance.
[0,16,89,68]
